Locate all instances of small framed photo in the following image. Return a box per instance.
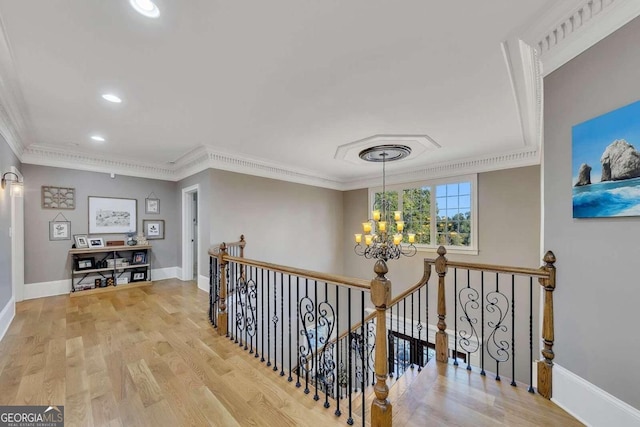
[132,251,147,265]
[89,237,104,248]
[75,257,95,271]
[74,234,89,248]
[145,198,160,214]
[130,270,147,282]
[49,221,71,241]
[143,219,165,240]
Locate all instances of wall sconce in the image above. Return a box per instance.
[1,171,23,197]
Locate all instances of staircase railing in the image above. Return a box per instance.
[209,239,375,424]
[208,238,557,426]
[427,246,556,399]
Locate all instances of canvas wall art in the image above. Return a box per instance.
[572,99,640,218]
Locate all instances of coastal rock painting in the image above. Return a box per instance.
[572,99,640,218]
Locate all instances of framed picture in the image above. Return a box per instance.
[42,186,75,210]
[130,270,147,282]
[572,98,640,218]
[75,257,95,271]
[88,196,137,234]
[74,234,89,248]
[132,251,147,265]
[49,221,71,241]
[89,237,104,248]
[143,219,165,240]
[145,198,160,214]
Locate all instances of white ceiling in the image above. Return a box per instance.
[0,0,637,188]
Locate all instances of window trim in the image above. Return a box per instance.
[367,173,478,255]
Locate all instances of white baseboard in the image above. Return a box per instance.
[24,279,71,300]
[152,267,179,281]
[198,275,209,292]
[0,297,16,343]
[176,267,183,280]
[552,364,640,426]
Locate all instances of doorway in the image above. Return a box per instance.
[181,184,199,282]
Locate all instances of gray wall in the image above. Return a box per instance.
[23,165,178,284]
[0,136,21,307]
[544,17,640,409]
[209,169,344,274]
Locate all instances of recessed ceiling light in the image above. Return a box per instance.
[101,94,122,103]
[91,135,106,142]
[129,0,160,18]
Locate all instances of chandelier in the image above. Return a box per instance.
[354,145,417,261]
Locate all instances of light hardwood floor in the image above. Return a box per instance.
[0,279,350,426]
[0,279,581,426]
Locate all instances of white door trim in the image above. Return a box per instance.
[10,165,23,302]
[181,184,199,281]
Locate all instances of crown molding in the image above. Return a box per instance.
[22,145,175,181]
[501,39,543,150]
[172,145,344,189]
[0,14,31,159]
[521,0,640,76]
[339,147,540,191]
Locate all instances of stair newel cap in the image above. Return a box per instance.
[543,251,556,266]
[435,246,447,276]
[374,259,388,277]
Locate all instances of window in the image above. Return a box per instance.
[368,174,477,254]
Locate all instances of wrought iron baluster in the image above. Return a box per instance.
[487,272,509,381]
[454,268,458,366]
[335,285,341,416]
[288,275,292,381]
[528,277,534,393]
[417,288,422,371]
[410,292,414,369]
[361,291,365,424]
[304,279,310,394]
[511,274,516,387]
[267,270,271,367]
[313,281,319,401]
[261,268,265,363]
[481,271,485,376]
[347,288,353,426]
[280,273,285,376]
[396,298,400,377]
[389,305,394,379]
[296,277,301,387]
[273,271,279,372]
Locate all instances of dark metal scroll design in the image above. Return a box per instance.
[458,287,480,359]
[486,291,510,363]
[299,298,336,396]
[351,321,376,389]
[235,276,248,339]
[245,278,258,342]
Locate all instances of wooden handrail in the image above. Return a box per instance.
[424,257,551,278]
[222,255,371,291]
[209,234,246,256]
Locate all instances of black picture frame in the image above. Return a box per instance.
[75,257,95,271]
[132,251,146,265]
[130,270,147,282]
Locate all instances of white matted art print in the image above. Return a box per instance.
[89,196,137,234]
[143,219,164,240]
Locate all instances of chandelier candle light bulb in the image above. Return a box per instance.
[362,222,372,234]
[355,234,362,243]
